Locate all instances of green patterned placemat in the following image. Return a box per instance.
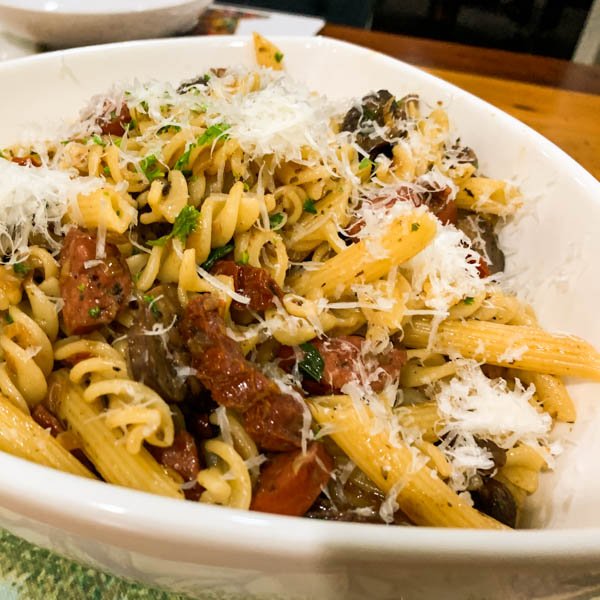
[0,530,190,600]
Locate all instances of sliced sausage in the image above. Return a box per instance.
[149,430,200,482]
[180,295,305,451]
[288,336,407,395]
[250,443,334,516]
[96,102,132,136]
[211,260,283,312]
[243,393,304,452]
[31,404,64,438]
[10,154,41,167]
[59,227,132,335]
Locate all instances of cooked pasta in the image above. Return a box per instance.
[0,34,598,529]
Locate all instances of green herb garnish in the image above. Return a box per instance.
[103,166,111,176]
[358,157,374,170]
[269,213,284,229]
[299,342,324,382]
[4,313,13,324]
[237,250,249,265]
[139,154,162,182]
[92,134,106,146]
[411,222,420,232]
[77,283,86,292]
[157,124,182,134]
[303,199,317,214]
[274,51,284,63]
[143,294,161,318]
[201,243,234,271]
[148,205,200,247]
[173,123,230,173]
[463,296,475,305]
[88,306,101,319]
[13,262,29,275]
[198,122,230,146]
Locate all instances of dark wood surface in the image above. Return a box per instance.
[321,24,600,95]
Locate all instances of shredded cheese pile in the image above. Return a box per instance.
[432,359,552,491]
[0,159,101,263]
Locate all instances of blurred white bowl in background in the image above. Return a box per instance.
[0,0,210,48]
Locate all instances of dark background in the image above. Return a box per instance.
[228,0,594,60]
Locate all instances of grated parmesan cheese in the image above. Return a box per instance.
[405,224,486,314]
[432,359,552,491]
[0,159,101,263]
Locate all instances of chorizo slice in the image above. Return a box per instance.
[96,102,132,136]
[59,228,132,335]
[251,443,334,516]
[31,404,65,438]
[291,336,407,394]
[149,430,200,482]
[212,260,283,311]
[243,393,305,452]
[180,295,305,451]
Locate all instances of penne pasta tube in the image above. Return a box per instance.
[309,395,506,529]
[403,318,600,380]
[0,394,94,478]
[508,370,576,423]
[291,212,436,298]
[52,371,183,499]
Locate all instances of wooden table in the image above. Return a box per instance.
[321,25,600,180]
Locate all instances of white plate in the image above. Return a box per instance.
[0,0,210,48]
[1,36,600,600]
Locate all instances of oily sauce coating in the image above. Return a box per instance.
[251,442,334,516]
[59,228,132,335]
[180,295,305,451]
[211,260,283,311]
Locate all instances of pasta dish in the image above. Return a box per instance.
[0,34,598,529]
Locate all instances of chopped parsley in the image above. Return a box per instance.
[201,243,235,271]
[103,166,111,176]
[243,182,250,192]
[269,212,284,229]
[358,157,374,170]
[148,205,200,247]
[13,262,29,275]
[4,313,13,324]
[88,306,101,319]
[303,199,317,214]
[463,296,475,305]
[143,294,161,318]
[77,283,86,292]
[198,122,231,146]
[92,134,106,146]
[411,222,421,232]
[298,342,324,382]
[157,124,182,134]
[139,154,162,182]
[274,51,284,63]
[237,250,250,265]
[173,122,230,174]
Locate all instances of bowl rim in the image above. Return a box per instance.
[0,34,599,564]
[0,0,206,16]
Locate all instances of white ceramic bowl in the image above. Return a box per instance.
[1,37,600,600]
[0,0,209,48]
